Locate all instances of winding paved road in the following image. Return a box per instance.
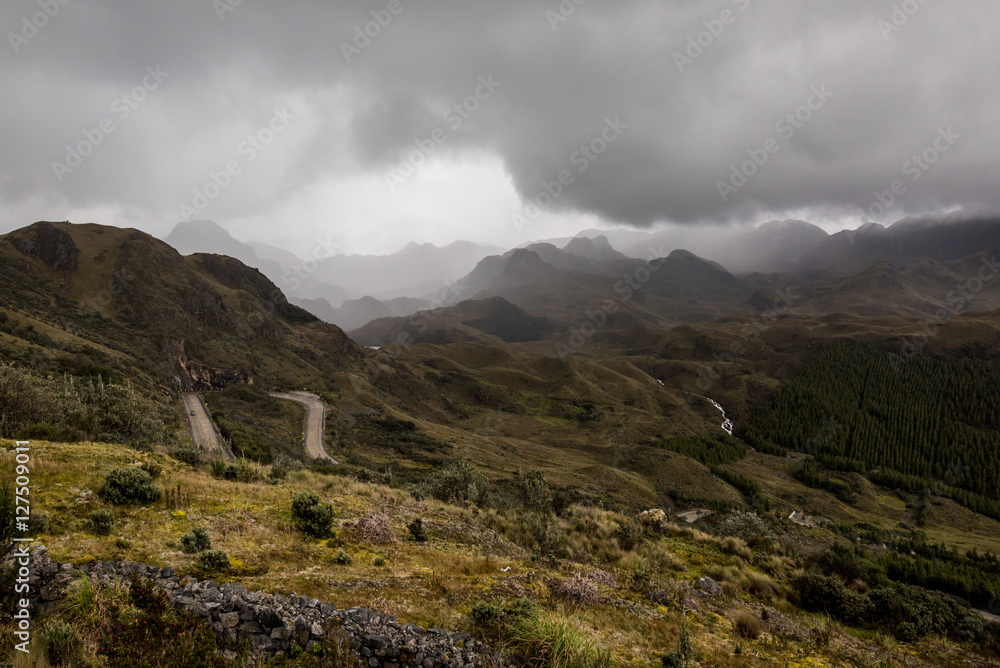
[269,391,338,463]
[181,392,234,461]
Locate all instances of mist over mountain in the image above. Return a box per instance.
[6,3,1000,664]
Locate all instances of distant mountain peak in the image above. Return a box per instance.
[563,235,619,259]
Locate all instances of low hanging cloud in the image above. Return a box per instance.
[0,0,997,238]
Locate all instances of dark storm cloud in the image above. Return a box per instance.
[0,0,997,230]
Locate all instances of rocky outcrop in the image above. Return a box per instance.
[163,338,254,390]
[7,221,80,271]
[4,545,497,667]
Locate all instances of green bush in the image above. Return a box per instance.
[198,550,230,573]
[716,511,774,548]
[27,511,49,536]
[469,598,540,643]
[175,446,201,466]
[794,571,984,643]
[97,577,227,667]
[373,556,386,567]
[408,518,427,542]
[209,459,226,478]
[90,509,114,536]
[268,462,289,484]
[332,549,352,565]
[140,462,162,479]
[794,571,873,625]
[180,527,212,553]
[614,520,643,551]
[662,611,693,667]
[41,619,79,666]
[470,602,503,626]
[99,468,162,506]
[291,491,335,538]
[515,469,553,514]
[416,461,495,507]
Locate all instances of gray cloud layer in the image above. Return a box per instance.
[1,0,997,235]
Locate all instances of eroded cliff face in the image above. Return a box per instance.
[163,339,253,390]
[6,221,80,271]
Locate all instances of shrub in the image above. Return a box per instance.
[716,511,774,547]
[175,446,201,466]
[198,550,230,573]
[180,527,212,553]
[90,509,114,536]
[794,572,873,626]
[614,520,644,551]
[27,511,50,536]
[515,469,553,514]
[268,462,289,484]
[209,459,226,478]
[408,518,427,542]
[332,549,352,565]
[99,467,162,506]
[416,461,495,507]
[471,601,503,626]
[223,463,239,481]
[140,462,162,479]
[373,556,386,567]
[233,457,266,483]
[292,491,335,538]
[662,611,694,668]
[733,611,764,640]
[97,577,227,667]
[41,619,79,666]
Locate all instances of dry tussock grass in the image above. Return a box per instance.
[351,511,399,545]
[552,573,601,606]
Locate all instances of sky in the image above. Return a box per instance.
[0,0,997,256]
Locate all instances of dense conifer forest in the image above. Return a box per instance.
[740,340,1000,518]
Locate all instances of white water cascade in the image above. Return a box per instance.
[708,398,734,436]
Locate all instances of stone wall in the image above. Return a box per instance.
[5,545,498,667]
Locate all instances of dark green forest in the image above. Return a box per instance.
[740,340,1000,518]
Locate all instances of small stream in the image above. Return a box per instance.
[708,398,735,435]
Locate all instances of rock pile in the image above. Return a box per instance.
[4,545,498,667]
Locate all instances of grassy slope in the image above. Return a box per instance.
[5,439,997,667]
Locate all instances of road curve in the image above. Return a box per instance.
[269,391,338,463]
[181,392,234,461]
